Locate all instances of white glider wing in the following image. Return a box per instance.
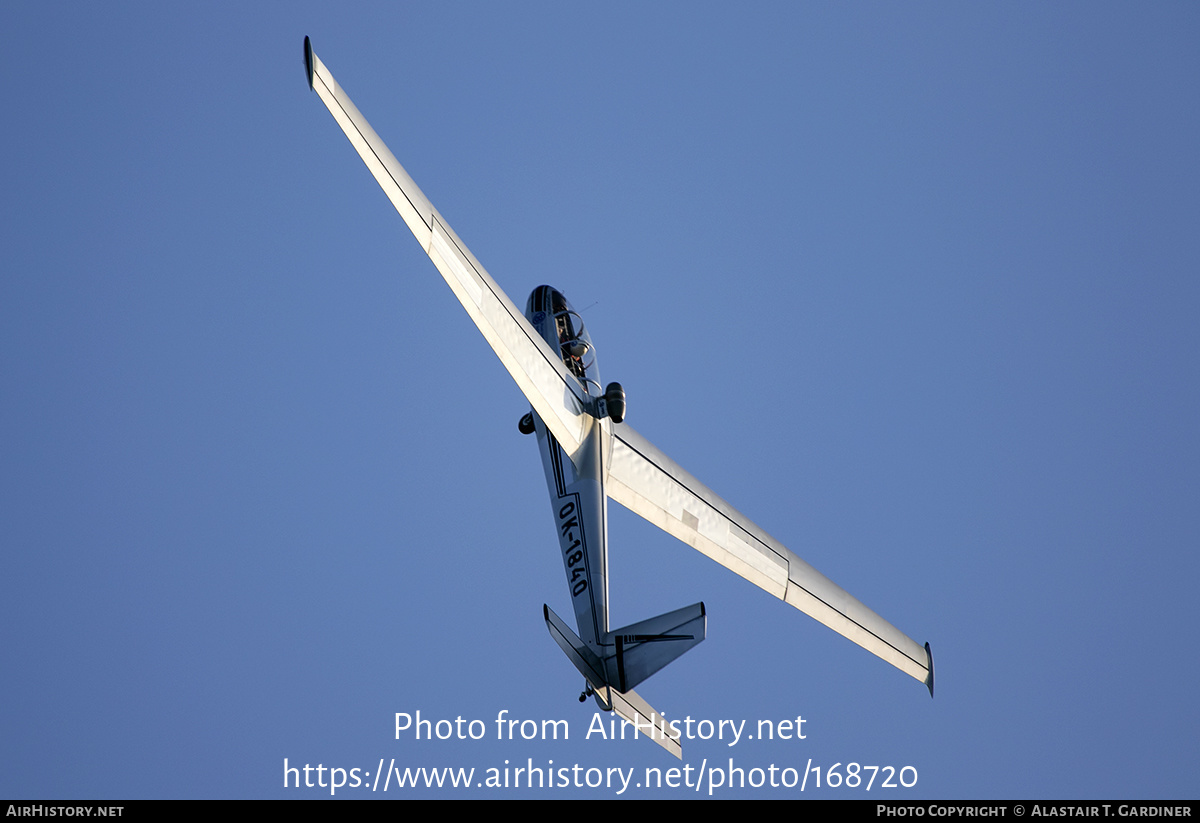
[304,38,591,456]
[607,422,934,693]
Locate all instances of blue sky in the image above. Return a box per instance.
[3,2,1198,799]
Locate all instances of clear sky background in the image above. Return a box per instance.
[3,2,1198,799]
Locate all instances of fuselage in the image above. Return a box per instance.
[525,286,612,652]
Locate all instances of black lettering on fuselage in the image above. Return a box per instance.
[557,495,588,597]
[560,515,579,537]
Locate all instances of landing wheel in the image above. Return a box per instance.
[518,412,535,435]
[603,382,625,424]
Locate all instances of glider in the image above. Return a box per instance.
[303,37,933,758]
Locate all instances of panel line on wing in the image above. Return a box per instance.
[310,68,433,246]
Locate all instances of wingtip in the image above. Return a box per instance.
[924,641,935,698]
[303,36,315,91]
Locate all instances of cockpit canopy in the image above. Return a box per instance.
[526,286,601,397]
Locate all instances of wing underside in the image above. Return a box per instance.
[607,423,934,693]
[305,38,591,457]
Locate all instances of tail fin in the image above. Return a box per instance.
[543,602,706,759]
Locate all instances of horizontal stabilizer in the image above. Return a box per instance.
[598,684,682,759]
[607,603,706,693]
[544,603,700,758]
